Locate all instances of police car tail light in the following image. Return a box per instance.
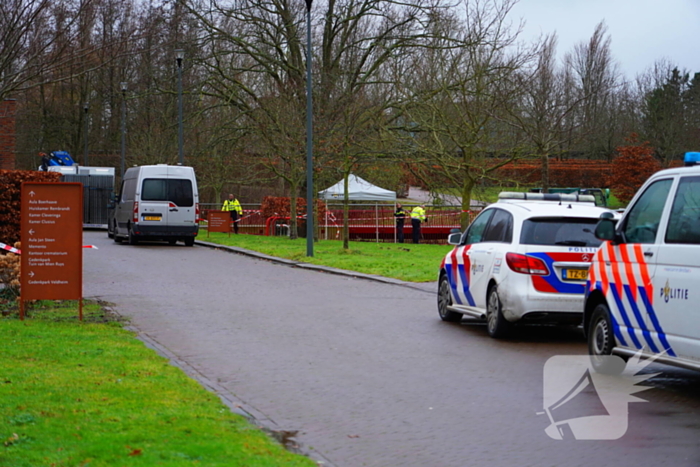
[132,201,139,223]
[195,203,200,223]
[506,253,549,275]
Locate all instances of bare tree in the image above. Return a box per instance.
[392,0,527,229]
[313,0,439,248]
[500,34,577,193]
[188,0,438,245]
[0,0,102,101]
[185,0,309,237]
[566,21,621,159]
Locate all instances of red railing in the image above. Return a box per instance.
[200,205,480,244]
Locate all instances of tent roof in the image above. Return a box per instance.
[318,174,396,201]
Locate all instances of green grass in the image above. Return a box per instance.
[201,233,452,282]
[0,300,316,467]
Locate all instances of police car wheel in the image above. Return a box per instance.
[437,274,461,322]
[486,286,511,338]
[588,304,625,375]
[184,237,195,247]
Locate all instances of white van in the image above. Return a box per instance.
[110,164,199,246]
[585,152,700,372]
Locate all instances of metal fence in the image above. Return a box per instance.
[62,172,115,228]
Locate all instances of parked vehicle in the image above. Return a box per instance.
[584,151,700,373]
[437,192,617,338]
[530,187,610,207]
[111,164,199,246]
[38,150,76,171]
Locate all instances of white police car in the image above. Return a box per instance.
[585,152,700,372]
[438,192,617,338]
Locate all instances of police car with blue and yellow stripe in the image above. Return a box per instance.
[438,192,617,338]
[585,152,700,372]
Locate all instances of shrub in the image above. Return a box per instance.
[260,196,326,219]
[606,135,661,204]
[0,242,21,298]
[0,170,61,246]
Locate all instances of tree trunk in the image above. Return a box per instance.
[342,172,350,249]
[460,177,475,230]
[541,153,550,193]
[289,182,298,240]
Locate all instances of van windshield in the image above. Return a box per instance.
[141,179,193,206]
[520,217,602,247]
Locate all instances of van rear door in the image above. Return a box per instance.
[139,177,194,228]
[163,177,195,227]
[139,178,171,227]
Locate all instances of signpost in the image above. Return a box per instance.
[20,183,83,320]
[207,211,232,236]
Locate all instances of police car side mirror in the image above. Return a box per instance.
[447,232,462,245]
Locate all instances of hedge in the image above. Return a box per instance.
[0,170,61,246]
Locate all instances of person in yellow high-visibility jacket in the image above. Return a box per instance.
[410,205,427,244]
[222,194,243,234]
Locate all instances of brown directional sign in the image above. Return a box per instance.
[208,210,232,236]
[20,182,83,302]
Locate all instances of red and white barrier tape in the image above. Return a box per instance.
[0,242,97,255]
[0,242,20,254]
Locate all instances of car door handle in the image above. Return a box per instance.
[169,208,178,212]
[644,251,653,257]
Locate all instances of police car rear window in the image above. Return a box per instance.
[520,217,602,247]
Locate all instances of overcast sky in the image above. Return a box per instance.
[508,0,699,80]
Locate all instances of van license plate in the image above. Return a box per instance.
[562,268,588,281]
[144,215,161,221]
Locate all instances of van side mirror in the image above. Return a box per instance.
[594,218,619,243]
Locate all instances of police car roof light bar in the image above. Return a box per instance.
[498,191,596,203]
[684,152,700,166]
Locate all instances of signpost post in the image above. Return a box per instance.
[20,183,83,320]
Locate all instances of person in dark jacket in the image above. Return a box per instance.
[394,203,408,243]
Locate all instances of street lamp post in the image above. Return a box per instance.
[83,103,89,166]
[120,82,127,180]
[305,0,314,257]
[175,49,185,165]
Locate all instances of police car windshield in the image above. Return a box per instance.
[520,217,602,247]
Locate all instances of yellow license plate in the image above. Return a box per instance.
[563,268,588,281]
[144,216,161,221]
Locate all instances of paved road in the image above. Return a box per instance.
[82,231,700,467]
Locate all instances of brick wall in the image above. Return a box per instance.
[0,100,17,170]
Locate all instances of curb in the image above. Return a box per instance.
[194,239,436,294]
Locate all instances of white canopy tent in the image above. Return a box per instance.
[318,174,397,241]
[318,174,396,201]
